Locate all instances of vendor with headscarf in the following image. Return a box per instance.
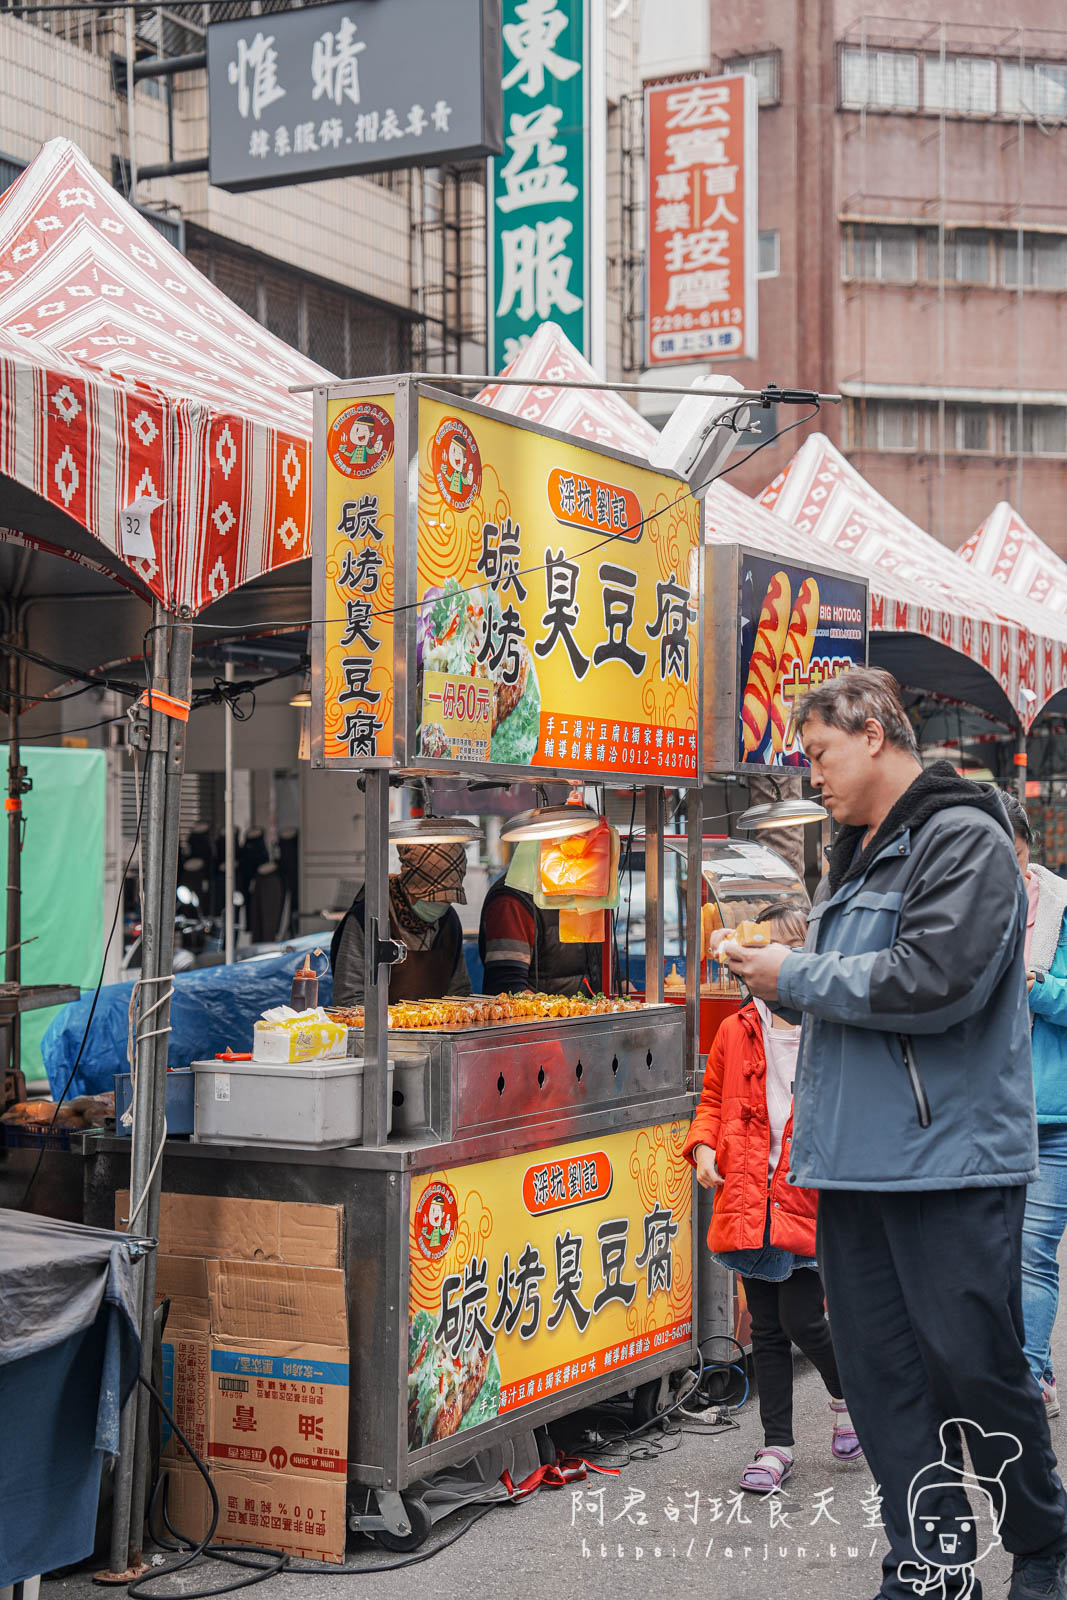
[330,842,472,1005]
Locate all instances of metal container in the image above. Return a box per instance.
[190,1057,394,1148]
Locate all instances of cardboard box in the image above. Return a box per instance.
[157,1255,209,1463]
[206,1260,349,1483]
[163,1461,347,1565]
[115,1192,343,1267]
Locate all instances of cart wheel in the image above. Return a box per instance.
[632,1374,671,1425]
[374,1494,431,1552]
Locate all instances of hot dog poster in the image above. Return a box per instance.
[737,556,868,766]
[407,1122,693,1454]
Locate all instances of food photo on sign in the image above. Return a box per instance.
[737,555,868,766]
[413,395,701,780]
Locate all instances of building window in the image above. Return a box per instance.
[842,224,918,283]
[1002,60,1067,120]
[724,51,781,107]
[0,155,26,196]
[1002,232,1067,289]
[757,230,780,277]
[944,229,993,284]
[948,404,991,452]
[186,231,415,377]
[923,55,997,115]
[850,401,920,451]
[841,47,919,110]
[1005,406,1067,456]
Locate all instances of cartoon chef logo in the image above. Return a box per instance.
[414,1181,458,1262]
[431,417,482,511]
[327,402,394,480]
[899,1418,1021,1600]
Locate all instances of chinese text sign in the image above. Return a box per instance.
[416,395,700,782]
[645,74,757,366]
[207,0,502,192]
[488,0,588,371]
[408,1121,693,1452]
[320,394,396,764]
[737,556,868,767]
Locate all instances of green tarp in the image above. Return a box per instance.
[0,745,106,1079]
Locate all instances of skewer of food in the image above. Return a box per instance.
[328,991,645,1031]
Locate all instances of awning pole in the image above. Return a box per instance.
[106,602,169,1579]
[224,659,235,963]
[5,646,24,1078]
[125,613,193,1567]
[1017,729,1028,803]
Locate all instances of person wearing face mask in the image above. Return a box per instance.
[330,842,472,1005]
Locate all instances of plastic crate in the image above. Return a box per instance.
[113,1068,194,1137]
[0,1121,72,1152]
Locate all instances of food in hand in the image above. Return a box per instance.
[731,920,771,947]
[741,570,792,756]
[770,577,820,756]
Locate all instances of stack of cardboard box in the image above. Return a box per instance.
[117,1192,350,1564]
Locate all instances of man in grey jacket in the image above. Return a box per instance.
[726,667,1067,1600]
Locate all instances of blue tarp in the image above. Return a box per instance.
[41,936,333,1099]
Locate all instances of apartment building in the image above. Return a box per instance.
[633,0,1067,550]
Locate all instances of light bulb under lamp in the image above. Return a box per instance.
[736,798,828,831]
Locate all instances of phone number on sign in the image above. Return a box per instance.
[650,308,743,333]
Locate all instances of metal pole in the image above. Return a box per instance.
[1017,728,1028,803]
[362,768,391,1148]
[644,787,665,1002]
[106,603,169,1579]
[5,646,25,1077]
[124,3,138,194]
[125,616,192,1568]
[684,785,703,1092]
[224,660,235,964]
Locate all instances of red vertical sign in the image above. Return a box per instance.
[645,74,757,366]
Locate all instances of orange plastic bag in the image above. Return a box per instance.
[539,818,611,900]
[559,908,606,944]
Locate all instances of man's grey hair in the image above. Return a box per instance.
[794,666,919,756]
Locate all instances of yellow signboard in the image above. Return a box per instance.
[322,394,396,763]
[415,397,701,781]
[407,1121,693,1452]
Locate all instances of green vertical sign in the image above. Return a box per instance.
[488,0,588,372]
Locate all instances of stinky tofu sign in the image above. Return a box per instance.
[645,73,758,365]
[206,0,503,192]
[312,379,702,784]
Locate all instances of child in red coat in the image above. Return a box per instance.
[685,900,861,1493]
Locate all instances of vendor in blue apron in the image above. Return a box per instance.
[330,842,472,1005]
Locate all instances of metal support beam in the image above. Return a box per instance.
[684,787,703,1094]
[644,787,665,1003]
[362,769,391,1149]
[134,51,207,80]
[224,661,235,964]
[137,158,210,182]
[125,616,192,1567]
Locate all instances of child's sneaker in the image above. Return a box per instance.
[1044,1375,1060,1419]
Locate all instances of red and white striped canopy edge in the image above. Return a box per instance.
[0,138,330,615]
[959,502,1067,618]
[759,433,1067,729]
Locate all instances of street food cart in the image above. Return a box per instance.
[87,377,706,1550]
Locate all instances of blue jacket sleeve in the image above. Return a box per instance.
[1030,973,1067,1026]
[778,816,1022,1034]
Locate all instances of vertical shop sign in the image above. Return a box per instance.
[319,394,396,764]
[488,0,589,372]
[645,73,757,366]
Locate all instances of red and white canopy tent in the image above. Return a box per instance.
[0,139,333,1571]
[0,137,327,676]
[479,327,1067,744]
[959,502,1067,618]
[758,433,1067,735]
